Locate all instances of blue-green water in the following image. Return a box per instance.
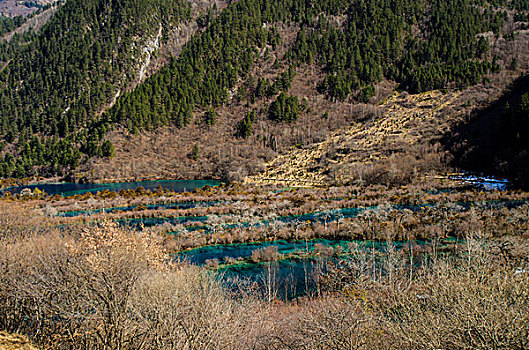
[2,179,220,197]
[178,239,349,298]
[177,239,434,265]
[178,239,445,299]
[121,199,527,233]
[221,258,322,299]
[119,215,210,228]
[450,174,509,191]
[177,239,349,264]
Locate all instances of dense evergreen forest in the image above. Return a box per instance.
[0,4,57,61]
[0,0,190,178]
[0,0,527,178]
[0,22,41,65]
[0,15,26,36]
[0,6,50,62]
[105,0,513,135]
[288,0,504,98]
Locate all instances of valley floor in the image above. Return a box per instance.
[1,179,529,348]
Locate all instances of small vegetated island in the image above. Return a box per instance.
[1,0,529,348]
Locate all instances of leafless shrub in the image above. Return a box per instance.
[339,144,446,187]
[314,243,334,257]
[205,258,220,268]
[0,202,40,240]
[0,217,273,349]
[0,221,166,348]
[273,239,529,349]
[129,267,252,349]
[251,245,279,262]
[40,204,58,217]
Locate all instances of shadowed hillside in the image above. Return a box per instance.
[446,74,529,188]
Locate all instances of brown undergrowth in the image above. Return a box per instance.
[4,183,529,251]
[1,201,528,349]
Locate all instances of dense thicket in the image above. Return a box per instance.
[268,92,301,122]
[236,110,257,138]
[0,0,190,177]
[0,4,56,62]
[0,14,33,62]
[0,30,36,62]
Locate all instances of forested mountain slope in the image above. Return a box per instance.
[91,0,528,182]
[107,0,505,131]
[0,0,528,181]
[0,0,191,177]
[0,15,25,36]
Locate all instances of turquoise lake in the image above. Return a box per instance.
[2,179,220,197]
[178,239,452,299]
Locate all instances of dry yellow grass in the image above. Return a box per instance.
[247,90,463,187]
[0,332,37,350]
